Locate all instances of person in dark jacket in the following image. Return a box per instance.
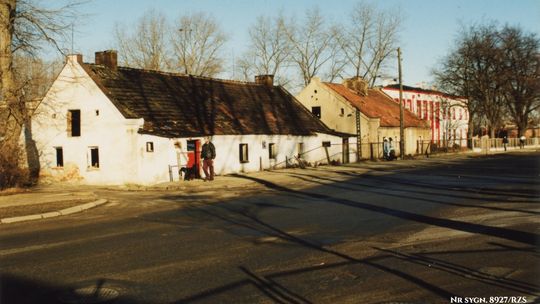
[502,136,509,151]
[201,136,216,181]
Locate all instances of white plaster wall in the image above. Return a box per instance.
[32,56,142,185]
[139,133,352,184]
[196,133,348,175]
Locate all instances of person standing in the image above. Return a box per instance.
[383,137,389,159]
[201,136,216,181]
[503,136,509,151]
[519,135,526,149]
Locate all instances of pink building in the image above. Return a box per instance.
[382,85,469,146]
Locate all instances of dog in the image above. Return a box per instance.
[179,166,198,181]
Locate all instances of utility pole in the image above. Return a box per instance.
[398,47,405,160]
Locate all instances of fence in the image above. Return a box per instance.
[417,137,540,156]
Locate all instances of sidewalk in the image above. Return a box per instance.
[0,163,372,225]
[1,148,537,224]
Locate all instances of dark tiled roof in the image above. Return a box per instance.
[324,83,429,128]
[82,64,331,137]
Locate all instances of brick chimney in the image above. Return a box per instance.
[255,75,274,87]
[66,54,83,64]
[95,50,118,70]
[343,76,369,96]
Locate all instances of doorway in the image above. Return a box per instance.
[342,138,349,163]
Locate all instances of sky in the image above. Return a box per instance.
[51,0,540,88]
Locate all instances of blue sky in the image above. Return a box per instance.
[60,0,539,87]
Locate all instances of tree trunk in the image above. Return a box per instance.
[467,113,474,148]
[0,0,21,149]
[517,121,527,137]
[489,126,495,138]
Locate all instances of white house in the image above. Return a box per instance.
[382,85,469,146]
[296,77,431,157]
[31,50,352,185]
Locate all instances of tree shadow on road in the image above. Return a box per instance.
[228,174,539,246]
[171,192,539,303]
[281,171,540,216]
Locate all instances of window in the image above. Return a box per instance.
[340,108,344,116]
[95,109,100,116]
[311,106,321,118]
[452,108,456,120]
[268,143,277,159]
[435,103,440,126]
[67,109,81,137]
[88,147,99,168]
[55,147,63,167]
[297,142,304,158]
[239,144,249,163]
[417,100,422,117]
[459,108,463,120]
[146,142,154,152]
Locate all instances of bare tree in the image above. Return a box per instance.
[499,26,540,137]
[114,9,168,71]
[334,2,374,80]
[366,9,401,87]
[169,12,227,77]
[435,23,505,138]
[12,55,61,104]
[238,13,291,85]
[435,23,538,138]
[1,0,81,143]
[1,0,83,187]
[235,55,255,82]
[285,8,334,86]
[335,2,402,87]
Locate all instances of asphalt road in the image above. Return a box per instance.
[1,152,539,304]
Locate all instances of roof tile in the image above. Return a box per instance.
[83,64,332,137]
[324,83,429,128]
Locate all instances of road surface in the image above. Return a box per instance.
[1,152,539,303]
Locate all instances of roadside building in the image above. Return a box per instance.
[31,51,351,185]
[382,85,469,147]
[296,77,430,157]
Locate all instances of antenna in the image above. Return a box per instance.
[71,23,74,54]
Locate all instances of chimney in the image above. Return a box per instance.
[343,76,369,96]
[95,50,118,70]
[66,54,83,64]
[255,75,274,87]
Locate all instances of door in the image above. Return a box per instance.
[186,139,201,178]
[342,138,349,163]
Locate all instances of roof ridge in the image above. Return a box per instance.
[85,63,267,86]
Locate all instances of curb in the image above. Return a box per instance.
[0,199,108,224]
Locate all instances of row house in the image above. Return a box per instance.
[297,77,430,157]
[382,85,469,146]
[31,50,350,185]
